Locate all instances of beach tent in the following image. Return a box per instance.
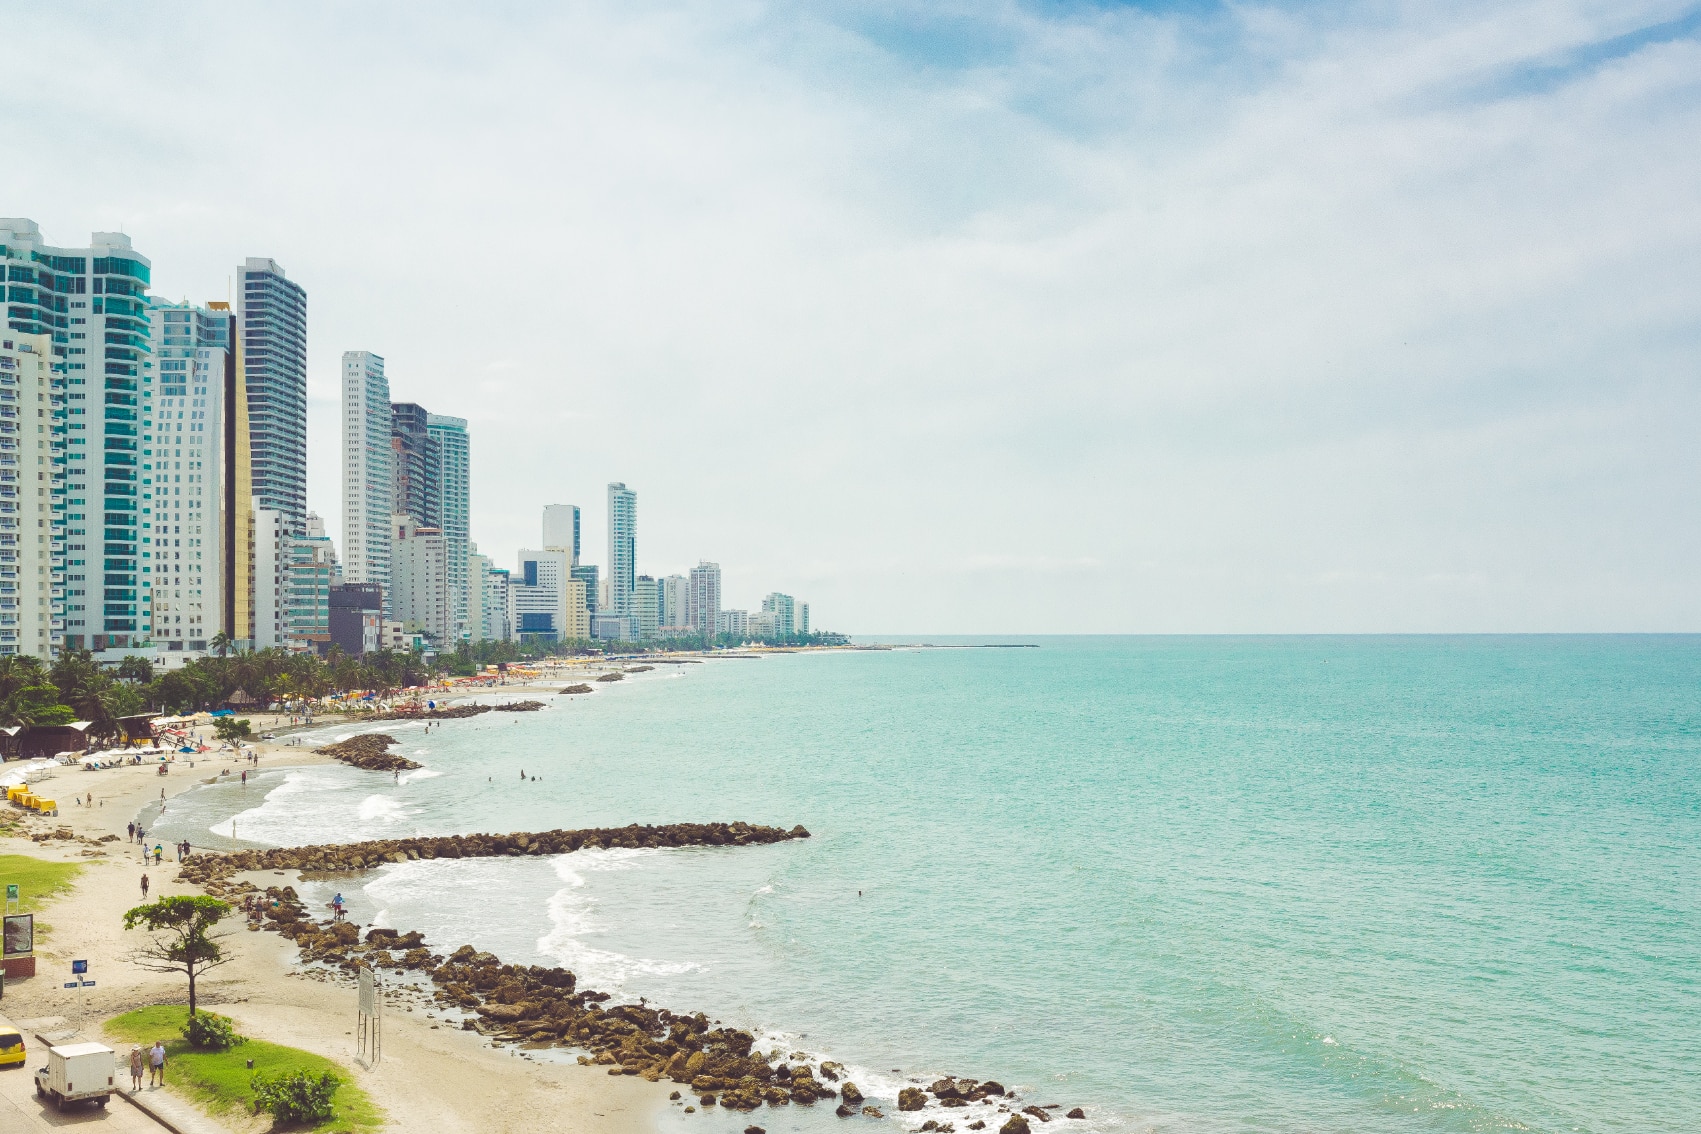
[225,689,259,709]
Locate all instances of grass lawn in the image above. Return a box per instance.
[0,852,83,940]
[106,1006,382,1133]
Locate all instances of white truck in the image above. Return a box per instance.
[34,1041,115,1111]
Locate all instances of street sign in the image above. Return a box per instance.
[80,980,96,987]
[5,885,16,900]
[63,981,78,988]
[71,959,88,974]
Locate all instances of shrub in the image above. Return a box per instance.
[181,1010,241,1051]
[251,1069,341,1123]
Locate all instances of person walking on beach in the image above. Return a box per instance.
[154,844,163,865]
[127,821,136,842]
[140,873,149,898]
[148,1040,166,1087]
[129,1045,143,1091]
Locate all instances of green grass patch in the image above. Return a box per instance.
[105,1006,381,1133]
[0,852,82,939]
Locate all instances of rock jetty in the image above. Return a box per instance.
[559,684,593,695]
[595,672,623,683]
[178,821,1082,1121]
[366,704,489,721]
[490,700,545,712]
[314,734,420,771]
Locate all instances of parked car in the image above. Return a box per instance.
[0,1015,24,1068]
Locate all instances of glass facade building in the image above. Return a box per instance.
[238,258,307,530]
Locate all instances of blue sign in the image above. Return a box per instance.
[71,959,88,975]
[63,981,78,989]
[80,980,96,987]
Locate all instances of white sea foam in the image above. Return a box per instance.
[536,849,703,989]
[357,794,407,822]
[398,768,443,784]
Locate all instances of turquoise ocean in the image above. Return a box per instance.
[145,637,1701,1134]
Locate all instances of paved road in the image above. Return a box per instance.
[0,1062,164,1133]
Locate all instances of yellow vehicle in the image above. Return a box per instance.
[0,1015,25,1069]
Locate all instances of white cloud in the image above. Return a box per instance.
[4,0,1697,631]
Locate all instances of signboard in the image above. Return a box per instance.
[1,914,31,957]
[72,959,88,975]
[5,884,16,901]
[358,966,376,1015]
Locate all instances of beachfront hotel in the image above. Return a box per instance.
[238,258,308,531]
[0,332,60,659]
[341,350,393,601]
[146,297,230,654]
[607,481,636,621]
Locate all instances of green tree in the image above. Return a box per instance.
[213,717,253,743]
[208,632,232,658]
[116,654,156,683]
[122,896,234,1016]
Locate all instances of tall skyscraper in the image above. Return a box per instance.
[237,258,307,530]
[390,402,437,523]
[426,413,469,640]
[391,513,450,643]
[659,574,688,631]
[2,221,155,652]
[542,504,580,563]
[633,575,659,640]
[607,481,636,616]
[687,560,721,635]
[147,297,230,653]
[571,564,600,616]
[0,332,59,659]
[761,593,797,637]
[341,351,392,598]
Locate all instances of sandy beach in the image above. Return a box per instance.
[0,680,672,1134]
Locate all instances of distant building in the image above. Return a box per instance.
[426,413,469,640]
[283,526,336,651]
[571,563,600,616]
[632,575,659,639]
[543,504,581,564]
[798,602,810,634]
[687,561,721,634]
[391,514,450,644]
[238,257,308,529]
[341,351,392,598]
[329,582,382,655]
[592,613,632,641]
[716,608,748,636]
[563,577,589,642]
[469,546,511,642]
[658,574,688,631]
[390,403,437,527]
[761,592,797,637]
[0,333,57,659]
[510,548,570,642]
[252,506,287,648]
[606,482,636,616]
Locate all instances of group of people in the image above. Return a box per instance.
[127,1041,167,1090]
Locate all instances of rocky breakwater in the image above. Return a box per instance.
[314,733,421,772]
[366,703,492,721]
[177,822,1085,1124]
[559,684,594,695]
[490,700,545,712]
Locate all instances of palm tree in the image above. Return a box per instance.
[209,632,232,659]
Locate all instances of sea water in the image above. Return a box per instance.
[147,637,1701,1134]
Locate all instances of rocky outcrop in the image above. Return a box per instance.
[491,701,545,712]
[314,734,421,771]
[1066,1109,1085,1119]
[366,704,491,721]
[1000,1118,1030,1134]
[595,672,624,683]
[900,1087,928,1111]
[559,685,594,695]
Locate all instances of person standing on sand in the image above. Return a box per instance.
[140,873,149,898]
[127,821,136,842]
[148,1040,165,1087]
[129,1045,143,1091]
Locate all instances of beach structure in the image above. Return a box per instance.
[147,297,230,655]
[0,332,59,659]
[238,258,308,531]
[341,350,392,599]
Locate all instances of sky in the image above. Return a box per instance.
[3,0,1698,633]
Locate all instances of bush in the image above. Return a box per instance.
[181,1011,241,1051]
[251,1069,341,1124]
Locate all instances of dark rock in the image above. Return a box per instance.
[1022,1106,1052,1122]
[559,684,594,695]
[314,733,421,771]
[840,1082,864,1104]
[595,672,624,682]
[899,1087,928,1111]
[1066,1109,1085,1120]
[862,1106,885,1118]
[836,1104,857,1117]
[744,1126,766,1134]
[1000,1118,1031,1134]
[979,1082,1006,1096]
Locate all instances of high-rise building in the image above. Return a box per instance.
[391,513,450,644]
[563,577,589,641]
[716,608,749,636]
[147,298,229,654]
[237,258,307,531]
[542,504,580,564]
[329,582,382,656]
[798,602,810,634]
[571,563,600,616]
[426,413,469,640]
[390,402,437,525]
[658,574,688,631]
[0,332,59,659]
[283,526,336,651]
[1,221,155,653]
[252,506,287,648]
[687,561,721,635]
[607,481,636,616]
[469,545,511,643]
[761,592,797,637]
[341,351,392,598]
[510,548,570,641]
[632,575,659,640]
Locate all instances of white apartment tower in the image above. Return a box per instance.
[542,504,580,563]
[659,574,688,631]
[687,560,721,635]
[426,413,469,640]
[341,351,392,600]
[607,482,635,616]
[147,298,229,653]
[0,333,59,658]
[391,513,450,644]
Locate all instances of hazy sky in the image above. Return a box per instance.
[6,2,1698,632]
